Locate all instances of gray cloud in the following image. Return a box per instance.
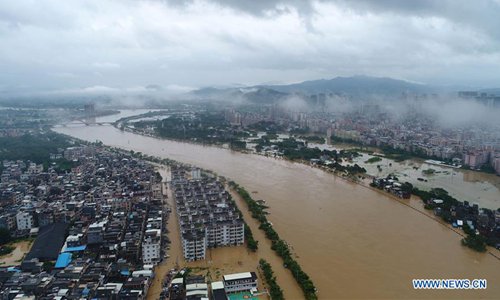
[336,0,500,39]
[167,0,500,38]
[165,0,314,16]
[0,0,499,96]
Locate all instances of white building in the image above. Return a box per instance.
[182,230,207,261]
[16,212,33,231]
[223,272,258,293]
[152,182,162,200]
[191,168,201,179]
[87,220,107,244]
[206,221,245,248]
[142,229,161,264]
[491,155,500,175]
[186,283,208,299]
[173,168,244,262]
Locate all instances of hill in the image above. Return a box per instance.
[190,75,439,103]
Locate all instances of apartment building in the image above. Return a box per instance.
[142,231,161,264]
[172,168,244,261]
[16,211,34,231]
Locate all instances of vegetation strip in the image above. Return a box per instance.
[99,144,262,253]
[259,259,284,300]
[244,223,259,251]
[226,193,259,252]
[230,182,318,300]
[0,228,16,256]
[412,186,489,252]
[371,174,494,253]
[116,149,261,253]
[119,114,368,177]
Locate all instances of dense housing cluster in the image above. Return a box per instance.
[371,176,412,199]
[228,95,500,175]
[166,271,258,300]
[329,105,500,175]
[128,99,500,177]
[371,176,500,250]
[0,145,168,299]
[171,167,244,261]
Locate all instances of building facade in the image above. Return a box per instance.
[172,168,244,261]
[16,211,33,231]
[142,231,161,264]
[223,272,258,293]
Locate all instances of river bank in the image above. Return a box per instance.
[117,119,500,210]
[134,141,499,300]
[55,120,500,298]
[146,165,303,300]
[115,123,499,255]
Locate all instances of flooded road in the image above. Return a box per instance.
[147,166,302,299]
[55,121,500,299]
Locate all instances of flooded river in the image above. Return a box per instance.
[55,113,500,299]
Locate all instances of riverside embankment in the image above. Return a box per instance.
[55,117,500,299]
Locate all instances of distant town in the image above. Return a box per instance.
[104,90,500,179]
[1,89,499,299]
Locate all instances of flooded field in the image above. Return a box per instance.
[352,152,500,210]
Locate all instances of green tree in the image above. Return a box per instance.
[462,234,487,252]
[0,228,11,245]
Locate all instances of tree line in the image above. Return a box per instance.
[230,182,318,300]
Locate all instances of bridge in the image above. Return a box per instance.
[62,119,114,126]
[62,102,115,126]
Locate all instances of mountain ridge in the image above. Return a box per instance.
[190,75,442,103]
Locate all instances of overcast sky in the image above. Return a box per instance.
[1,0,499,95]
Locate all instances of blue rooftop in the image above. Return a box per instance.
[7,267,21,272]
[82,287,90,296]
[55,252,72,268]
[64,245,87,252]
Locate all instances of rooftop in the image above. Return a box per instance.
[223,272,255,282]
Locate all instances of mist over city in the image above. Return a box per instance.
[1,1,499,299]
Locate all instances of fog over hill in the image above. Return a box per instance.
[257,75,434,96]
[187,75,500,128]
[2,75,498,110]
[190,75,449,103]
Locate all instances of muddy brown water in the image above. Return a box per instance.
[55,124,500,299]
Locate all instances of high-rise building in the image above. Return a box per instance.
[172,168,244,261]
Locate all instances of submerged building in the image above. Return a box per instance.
[171,167,244,261]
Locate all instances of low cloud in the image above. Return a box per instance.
[92,62,121,69]
[0,0,499,94]
[420,98,500,127]
[279,95,310,112]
